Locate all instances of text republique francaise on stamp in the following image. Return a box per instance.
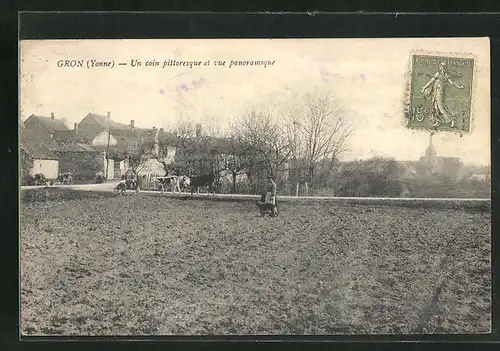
[407,54,474,133]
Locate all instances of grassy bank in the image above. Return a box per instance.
[20,187,491,212]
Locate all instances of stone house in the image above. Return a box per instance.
[23,112,70,142]
[51,141,109,182]
[76,112,177,178]
[22,113,114,181]
[20,126,59,180]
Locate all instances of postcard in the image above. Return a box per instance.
[20,37,491,336]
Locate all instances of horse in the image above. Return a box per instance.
[189,173,217,195]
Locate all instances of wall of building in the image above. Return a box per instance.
[31,159,59,179]
[92,131,118,146]
[137,158,166,176]
[114,160,127,179]
[164,146,176,164]
[77,115,107,140]
[470,173,489,181]
[102,155,115,180]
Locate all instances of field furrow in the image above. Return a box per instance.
[20,195,491,335]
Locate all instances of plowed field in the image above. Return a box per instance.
[20,193,491,335]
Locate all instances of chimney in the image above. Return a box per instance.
[107,111,111,118]
[130,120,135,128]
[74,123,78,135]
[195,123,202,137]
[51,112,55,120]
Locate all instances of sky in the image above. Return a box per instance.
[19,38,491,165]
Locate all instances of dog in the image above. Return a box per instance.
[256,193,279,217]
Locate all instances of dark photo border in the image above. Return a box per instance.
[5,10,500,351]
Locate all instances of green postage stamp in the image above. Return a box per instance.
[407,54,474,133]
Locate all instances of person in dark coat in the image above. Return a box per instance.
[257,176,278,217]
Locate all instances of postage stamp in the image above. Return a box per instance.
[407,54,474,133]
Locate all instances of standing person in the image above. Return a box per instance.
[266,176,277,200]
[257,175,279,217]
[265,176,278,217]
[134,174,141,194]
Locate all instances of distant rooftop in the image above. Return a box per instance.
[25,114,69,132]
[84,113,133,130]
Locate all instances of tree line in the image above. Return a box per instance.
[126,90,354,194]
[119,88,491,198]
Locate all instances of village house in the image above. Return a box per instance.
[22,113,114,182]
[20,125,59,180]
[462,164,491,182]
[21,111,180,182]
[23,113,70,142]
[167,124,230,177]
[170,125,288,192]
[137,128,177,176]
[51,141,108,182]
[76,112,177,178]
[469,172,490,181]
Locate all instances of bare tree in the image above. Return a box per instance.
[204,117,223,138]
[233,106,292,179]
[290,91,353,183]
[216,134,252,193]
[172,119,196,146]
[146,139,174,176]
[158,118,219,176]
[124,140,150,176]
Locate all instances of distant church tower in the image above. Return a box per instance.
[425,132,436,156]
[422,132,438,174]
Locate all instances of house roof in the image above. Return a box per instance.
[20,128,59,160]
[21,143,58,160]
[172,136,248,155]
[25,115,69,132]
[207,137,248,155]
[110,128,137,138]
[53,130,76,141]
[51,141,99,153]
[80,113,172,145]
[85,113,132,130]
[158,131,177,145]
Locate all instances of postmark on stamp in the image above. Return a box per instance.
[407,54,474,133]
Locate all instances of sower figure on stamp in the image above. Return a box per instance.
[420,61,465,128]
